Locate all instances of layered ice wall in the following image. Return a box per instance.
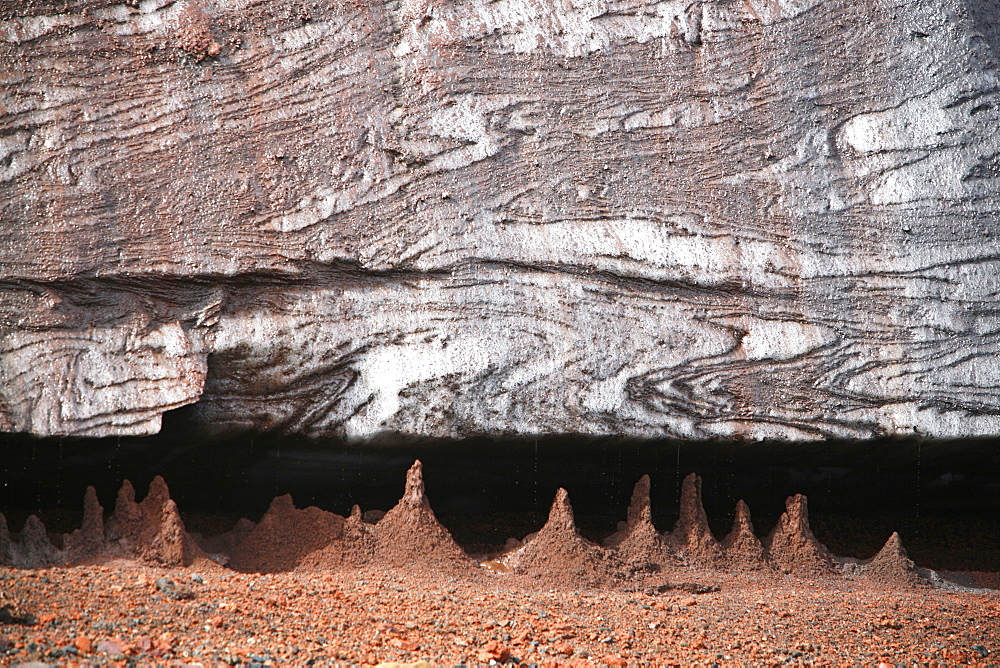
[1,0,999,440]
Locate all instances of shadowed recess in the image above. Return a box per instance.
[1,407,998,571]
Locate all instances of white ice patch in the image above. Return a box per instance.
[396,0,700,58]
[0,13,85,44]
[342,336,492,438]
[737,319,837,361]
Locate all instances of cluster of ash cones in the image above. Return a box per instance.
[1,477,205,569]
[0,462,930,589]
[493,472,927,588]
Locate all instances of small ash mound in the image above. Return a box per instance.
[842,532,929,588]
[229,495,345,573]
[299,505,376,570]
[501,488,625,589]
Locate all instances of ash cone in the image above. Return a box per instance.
[667,473,724,568]
[64,486,106,564]
[605,475,678,571]
[105,479,143,544]
[142,499,207,567]
[373,460,471,569]
[765,494,836,575]
[861,532,926,587]
[502,488,621,588]
[103,477,208,566]
[300,504,376,570]
[0,514,12,567]
[230,494,345,573]
[721,500,769,571]
[11,515,64,569]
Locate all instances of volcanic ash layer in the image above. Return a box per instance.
[1,463,940,592]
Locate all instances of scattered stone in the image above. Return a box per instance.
[174,3,222,61]
[155,576,195,600]
[476,640,511,663]
[721,500,770,571]
[764,494,836,576]
[0,590,34,625]
[73,635,92,653]
[96,639,128,654]
[667,473,724,568]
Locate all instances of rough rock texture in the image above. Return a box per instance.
[667,473,724,567]
[228,494,346,573]
[1,0,1000,441]
[765,494,836,576]
[721,500,770,571]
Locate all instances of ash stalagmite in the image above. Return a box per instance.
[502,488,622,588]
[765,494,837,576]
[722,500,770,572]
[63,486,105,564]
[604,475,678,571]
[667,473,725,568]
[372,460,472,570]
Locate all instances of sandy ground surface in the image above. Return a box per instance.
[1,563,999,667]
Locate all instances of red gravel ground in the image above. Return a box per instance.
[2,564,998,666]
